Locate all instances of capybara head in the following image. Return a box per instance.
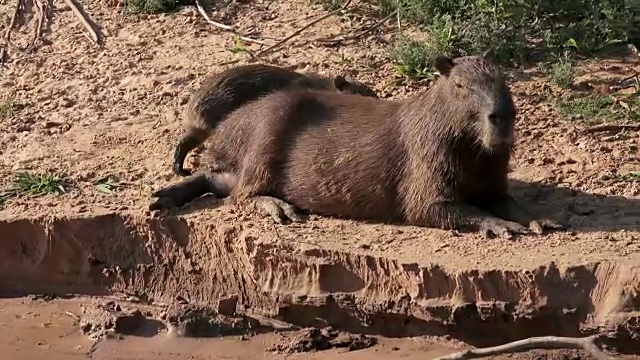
[434,54,516,152]
[333,75,379,98]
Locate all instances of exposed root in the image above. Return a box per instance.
[584,124,640,134]
[29,0,46,51]
[1,0,24,64]
[434,335,612,360]
[63,0,102,45]
[315,10,396,45]
[194,0,268,46]
[253,0,353,59]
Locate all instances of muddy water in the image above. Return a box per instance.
[1,297,635,360]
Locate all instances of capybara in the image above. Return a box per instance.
[152,55,563,239]
[172,64,378,177]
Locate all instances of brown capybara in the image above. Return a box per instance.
[151,55,563,239]
[172,64,378,177]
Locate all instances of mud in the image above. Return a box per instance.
[267,327,377,353]
[164,303,260,338]
[79,301,150,339]
[0,210,638,350]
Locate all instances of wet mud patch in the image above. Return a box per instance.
[268,327,378,353]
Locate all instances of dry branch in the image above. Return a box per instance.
[253,0,354,59]
[315,10,396,45]
[194,0,268,45]
[584,124,640,134]
[1,0,24,63]
[63,0,101,45]
[434,335,612,360]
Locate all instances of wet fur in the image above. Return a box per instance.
[154,55,563,238]
[173,64,377,177]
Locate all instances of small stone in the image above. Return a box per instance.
[60,97,75,107]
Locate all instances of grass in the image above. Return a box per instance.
[383,0,639,79]
[553,93,640,124]
[124,0,190,14]
[0,98,18,120]
[226,34,251,55]
[618,170,640,182]
[0,172,66,206]
[390,16,455,80]
[549,53,576,88]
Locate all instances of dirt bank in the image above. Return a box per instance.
[0,210,638,349]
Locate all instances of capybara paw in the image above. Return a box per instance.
[528,218,565,235]
[480,218,529,240]
[149,197,176,212]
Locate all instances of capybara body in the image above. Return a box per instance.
[153,55,563,238]
[173,64,378,177]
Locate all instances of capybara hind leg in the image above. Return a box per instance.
[481,195,565,235]
[173,128,210,177]
[150,174,216,211]
[252,196,305,224]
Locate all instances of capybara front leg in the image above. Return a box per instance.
[482,194,565,235]
[252,196,305,224]
[421,202,531,240]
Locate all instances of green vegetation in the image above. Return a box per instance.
[124,0,189,14]
[0,98,17,120]
[619,170,640,182]
[384,0,639,79]
[227,34,251,55]
[549,52,576,88]
[553,93,640,124]
[0,172,66,205]
[310,0,346,11]
[93,177,120,195]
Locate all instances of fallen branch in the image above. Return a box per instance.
[315,10,396,45]
[253,0,354,59]
[0,0,23,63]
[434,335,612,360]
[63,0,101,45]
[194,0,268,45]
[584,123,640,134]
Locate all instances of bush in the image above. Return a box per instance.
[549,52,575,88]
[384,0,640,78]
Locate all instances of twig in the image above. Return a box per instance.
[194,0,268,45]
[63,311,80,321]
[434,335,612,360]
[316,10,396,45]
[63,0,101,45]
[86,336,103,359]
[1,0,24,63]
[253,0,354,59]
[584,123,640,134]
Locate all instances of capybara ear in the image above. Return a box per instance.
[482,47,496,62]
[333,75,348,90]
[434,56,455,76]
